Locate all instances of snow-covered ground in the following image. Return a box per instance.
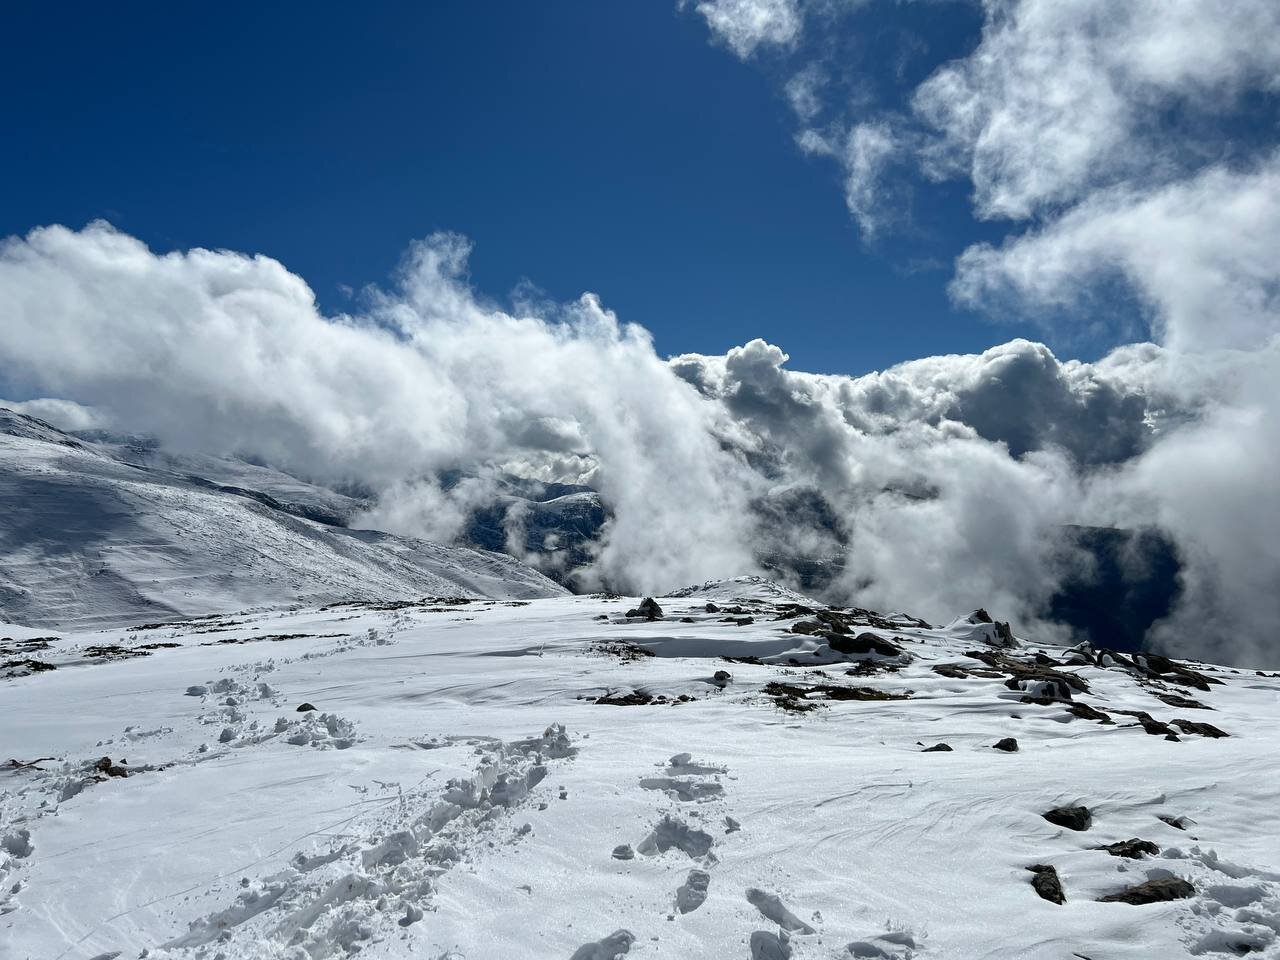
[4,587,1279,959]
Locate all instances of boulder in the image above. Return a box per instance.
[626,598,664,620]
[1098,876,1194,904]
[1043,805,1092,831]
[1027,864,1065,904]
[1096,838,1160,859]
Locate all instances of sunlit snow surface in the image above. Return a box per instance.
[3,591,1279,959]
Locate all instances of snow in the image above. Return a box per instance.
[4,589,1279,959]
[0,409,567,631]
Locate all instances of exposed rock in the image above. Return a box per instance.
[1158,814,1191,831]
[1124,652,1222,692]
[827,632,905,658]
[611,844,635,860]
[1170,718,1229,738]
[932,662,1004,680]
[1043,805,1092,831]
[922,743,953,752]
[1154,692,1210,710]
[1113,709,1179,738]
[1027,864,1065,904]
[1095,838,1160,859]
[675,869,710,913]
[296,702,317,712]
[93,756,129,778]
[711,670,732,687]
[1097,876,1194,904]
[625,598,664,620]
[762,680,909,713]
[595,690,655,706]
[993,737,1019,752]
[704,602,720,613]
[965,649,1088,701]
[1069,702,1115,724]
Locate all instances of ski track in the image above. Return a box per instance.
[2,593,1279,958]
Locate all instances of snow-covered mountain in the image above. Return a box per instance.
[2,582,1277,958]
[0,408,568,630]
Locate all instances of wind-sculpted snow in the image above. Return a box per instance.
[2,586,1279,957]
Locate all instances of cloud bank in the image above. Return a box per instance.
[1,219,1276,665]
[680,0,1280,665]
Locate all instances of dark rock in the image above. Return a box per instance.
[1043,805,1092,831]
[1096,838,1160,859]
[1157,814,1191,831]
[625,598,664,620]
[828,632,904,658]
[1131,653,1221,692]
[1027,864,1065,904]
[1113,710,1178,738]
[704,602,720,613]
[296,702,317,712]
[712,670,732,686]
[965,649,1089,699]
[1069,702,1115,724]
[595,690,655,706]
[762,680,908,713]
[972,608,994,623]
[1097,876,1194,904]
[993,738,1019,752]
[1170,718,1229,738]
[94,756,128,778]
[1154,692,1210,710]
[922,743,953,752]
[791,620,823,636]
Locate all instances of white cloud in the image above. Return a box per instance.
[690,0,802,59]
[0,396,107,432]
[0,222,764,594]
[914,0,1280,219]
[952,153,1280,354]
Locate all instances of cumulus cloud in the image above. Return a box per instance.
[953,153,1280,353]
[914,0,1280,219]
[0,222,764,594]
[688,0,801,59]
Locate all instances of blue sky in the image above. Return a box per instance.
[1,1,1049,376]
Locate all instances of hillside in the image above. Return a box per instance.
[0,408,568,630]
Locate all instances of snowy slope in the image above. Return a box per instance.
[3,583,1278,959]
[0,409,568,630]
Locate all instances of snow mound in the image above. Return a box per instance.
[666,575,820,606]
